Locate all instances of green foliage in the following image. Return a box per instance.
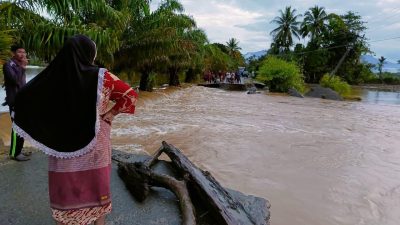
[355,63,375,84]
[268,6,371,84]
[246,55,266,77]
[0,0,213,90]
[207,42,243,70]
[320,74,351,96]
[0,3,13,65]
[300,6,328,43]
[27,54,46,66]
[256,56,305,93]
[226,38,241,55]
[383,74,400,85]
[0,65,3,84]
[0,30,13,65]
[270,6,301,52]
[382,74,400,85]
[148,72,156,90]
[112,0,208,89]
[323,12,369,84]
[365,72,400,85]
[377,56,386,83]
[1,0,123,66]
[204,44,231,72]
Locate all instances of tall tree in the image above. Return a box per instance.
[377,56,386,83]
[226,38,241,56]
[325,12,369,83]
[184,29,208,83]
[0,3,13,65]
[203,44,231,73]
[113,0,203,90]
[270,6,301,52]
[301,6,328,44]
[0,0,124,66]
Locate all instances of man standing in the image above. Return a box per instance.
[2,45,30,161]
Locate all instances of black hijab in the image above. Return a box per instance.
[13,35,102,158]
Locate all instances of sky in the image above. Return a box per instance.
[151,0,400,62]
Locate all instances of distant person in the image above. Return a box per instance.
[226,72,231,83]
[2,45,30,161]
[13,35,138,225]
[203,70,212,83]
[235,71,241,84]
[218,70,223,82]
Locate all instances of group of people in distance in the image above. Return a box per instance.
[203,70,242,84]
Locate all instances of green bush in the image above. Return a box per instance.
[256,56,305,93]
[382,73,400,85]
[320,74,351,96]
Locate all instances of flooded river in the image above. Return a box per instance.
[2,67,400,224]
[111,86,400,225]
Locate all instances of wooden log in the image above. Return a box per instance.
[159,141,256,225]
[116,142,264,225]
[117,162,150,202]
[117,161,196,225]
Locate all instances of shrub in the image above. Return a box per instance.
[382,73,400,85]
[256,56,305,93]
[320,74,351,96]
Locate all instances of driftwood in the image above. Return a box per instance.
[117,153,196,225]
[116,141,259,225]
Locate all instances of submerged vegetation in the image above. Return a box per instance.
[320,74,351,96]
[257,56,305,93]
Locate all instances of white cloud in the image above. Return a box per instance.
[176,0,272,51]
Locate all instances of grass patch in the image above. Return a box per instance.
[320,74,351,96]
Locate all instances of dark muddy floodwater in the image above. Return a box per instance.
[111,86,400,225]
[2,67,400,224]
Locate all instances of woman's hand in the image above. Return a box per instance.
[101,109,117,124]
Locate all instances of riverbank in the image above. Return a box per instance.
[0,151,269,225]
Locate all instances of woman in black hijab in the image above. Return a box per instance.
[13,35,138,225]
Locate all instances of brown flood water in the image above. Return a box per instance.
[111,86,400,225]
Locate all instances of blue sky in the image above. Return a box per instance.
[151,0,400,62]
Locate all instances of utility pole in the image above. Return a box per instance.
[330,46,352,76]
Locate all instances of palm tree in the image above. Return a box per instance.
[377,56,386,83]
[301,6,328,43]
[2,0,211,89]
[0,0,125,66]
[0,30,13,64]
[167,27,208,86]
[203,44,231,73]
[184,29,208,83]
[0,3,13,65]
[226,38,241,56]
[113,0,201,90]
[270,6,301,52]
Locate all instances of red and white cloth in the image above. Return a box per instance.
[49,71,137,224]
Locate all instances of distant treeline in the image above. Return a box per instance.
[248,6,386,85]
[0,0,245,91]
